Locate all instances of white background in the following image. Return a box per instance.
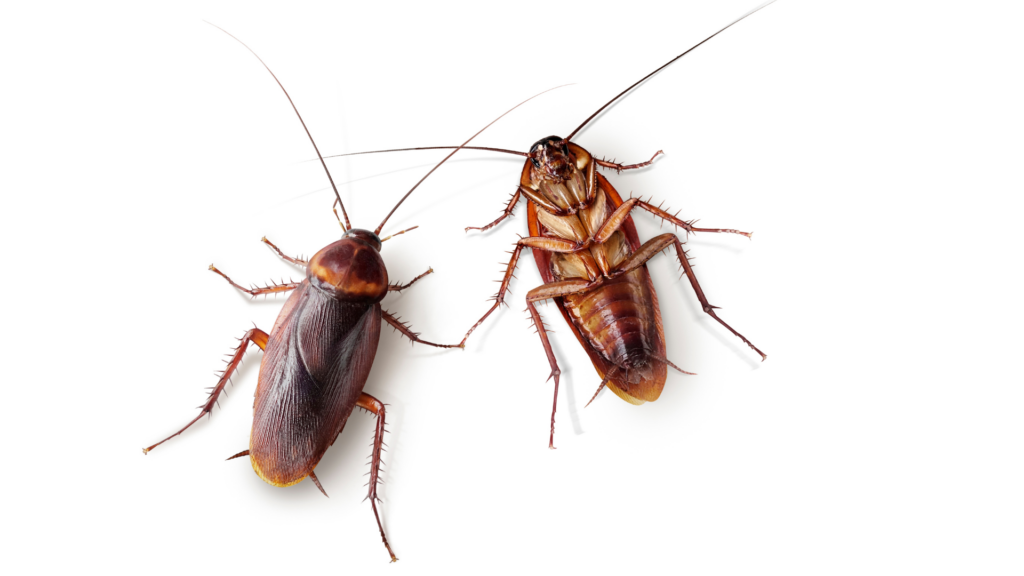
[2,1,1022,574]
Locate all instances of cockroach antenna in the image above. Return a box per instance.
[204,21,352,230]
[373,83,573,236]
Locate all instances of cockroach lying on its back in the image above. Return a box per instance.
[326,2,775,448]
[143,24,559,561]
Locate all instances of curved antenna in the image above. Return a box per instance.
[565,0,776,141]
[374,84,571,235]
[205,21,352,230]
[323,145,528,160]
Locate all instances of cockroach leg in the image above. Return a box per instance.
[595,150,664,172]
[226,449,250,460]
[261,237,307,266]
[388,268,433,292]
[465,189,521,233]
[609,233,677,277]
[525,299,561,449]
[308,471,329,498]
[355,392,398,563]
[525,278,604,448]
[382,310,464,349]
[584,159,597,202]
[669,234,766,360]
[610,233,766,361]
[518,185,572,217]
[634,199,752,237]
[209,265,301,297]
[461,236,591,349]
[518,235,581,253]
[460,242,527,344]
[593,199,645,243]
[142,328,269,454]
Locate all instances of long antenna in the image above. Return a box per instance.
[323,146,528,160]
[374,84,571,235]
[565,0,776,141]
[205,22,352,230]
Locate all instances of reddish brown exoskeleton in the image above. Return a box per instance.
[323,2,775,449]
[142,24,559,561]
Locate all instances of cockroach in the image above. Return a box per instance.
[324,2,775,449]
[143,24,558,561]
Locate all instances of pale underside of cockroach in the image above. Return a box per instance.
[526,142,669,406]
[459,135,766,450]
[454,3,777,448]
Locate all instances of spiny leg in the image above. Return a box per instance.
[461,241,527,346]
[143,328,269,454]
[525,277,604,449]
[382,310,464,349]
[595,150,664,172]
[609,233,766,361]
[209,265,300,297]
[261,237,307,266]
[465,188,521,232]
[669,234,766,360]
[356,393,398,563]
[594,198,752,243]
[389,268,433,292]
[462,230,601,343]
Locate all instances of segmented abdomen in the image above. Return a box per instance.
[562,268,656,368]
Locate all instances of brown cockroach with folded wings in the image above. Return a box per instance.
[326,2,775,449]
[142,24,556,561]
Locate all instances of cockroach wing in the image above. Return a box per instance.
[249,282,382,487]
[527,167,667,405]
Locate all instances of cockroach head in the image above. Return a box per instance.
[343,228,382,252]
[529,136,572,179]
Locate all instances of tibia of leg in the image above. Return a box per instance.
[466,189,521,233]
[389,268,433,292]
[669,236,766,361]
[595,150,664,172]
[142,328,268,454]
[636,200,751,237]
[209,265,300,297]
[356,393,398,562]
[262,237,307,266]
[524,296,562,449]
[460,243,525,346]
[382,310,463,349]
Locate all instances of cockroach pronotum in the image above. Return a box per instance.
[142,24,559,561]
[324,2,775,449]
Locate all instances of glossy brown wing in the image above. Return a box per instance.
[527,164,667,405]
[248,281,381,487]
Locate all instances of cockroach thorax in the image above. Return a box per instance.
[307,231,388,303]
